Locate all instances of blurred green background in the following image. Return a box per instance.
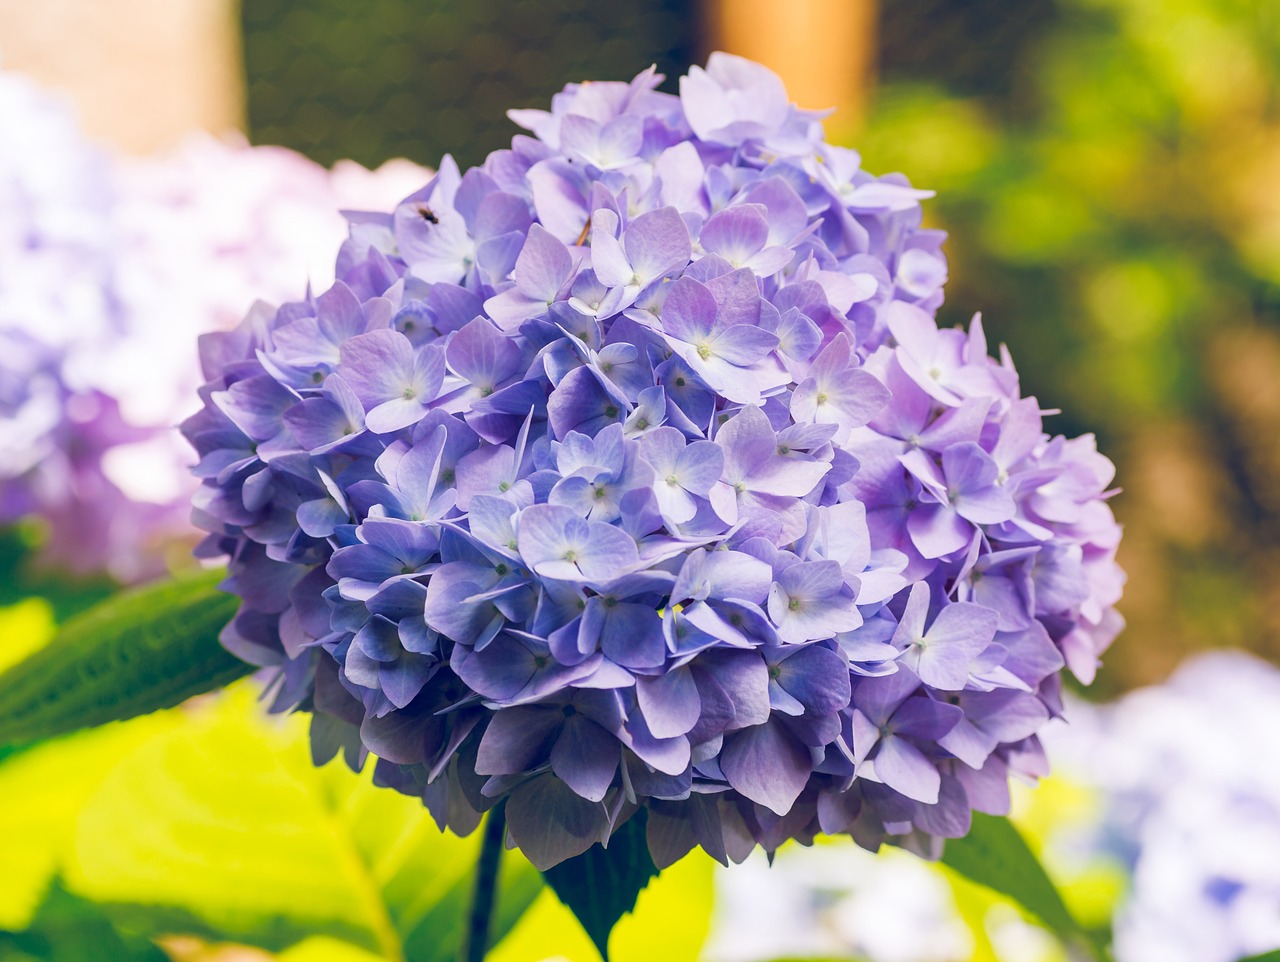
[4,0,1279,959]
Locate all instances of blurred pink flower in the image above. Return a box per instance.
[0,69,430,580]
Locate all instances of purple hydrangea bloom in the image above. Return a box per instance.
[0,68,428,579]
[184,54,1125,870]
[0,69,144,576]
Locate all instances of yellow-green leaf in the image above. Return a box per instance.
[0,712,175,930]
[61,684,541,958]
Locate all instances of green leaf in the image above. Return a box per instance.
[58,684,543,959]
[1236,953,1280,962]
[0,880,168,962]
[942,812,1105,959]
[491,848,715,962]
[0,527,118,623]
[542,810,660,961]
[0,569,249,744]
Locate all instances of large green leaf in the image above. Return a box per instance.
[0,711,174,931]
[0,569,249,743]
[942,812,1105,960]
[0,527,117,623]
[0,880,168,962]
[542,810,660,961]
[1237,952,1280,962]
[58,685,543,959]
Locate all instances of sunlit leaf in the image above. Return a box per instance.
[0,713,174,931]
[61,684,542,958]
[0,598,56,674]
[398,819,543,962]
[940,866,1007,962]
[0,600,58,764]
[277,936,386,962]
[604,847,713,962]
[0,569,248,744]
[158,934,385,962]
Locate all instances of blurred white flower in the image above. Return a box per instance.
[1046,651,1280,962]
[704,842,973,962]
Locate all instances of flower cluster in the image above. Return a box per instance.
[184,55,1125,870]
[0,69,427,579]
[1046,653,1280,962]
[0,69,135,573]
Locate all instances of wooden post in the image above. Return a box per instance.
[704,0,877,141]
[0,0,244,154]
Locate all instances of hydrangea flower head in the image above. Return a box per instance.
[185,54,1125,870]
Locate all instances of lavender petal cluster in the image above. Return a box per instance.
[0,69,135,573]
[184,55,1125,870]
[0,68,427,579]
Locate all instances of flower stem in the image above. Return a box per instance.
[460,802,507,962]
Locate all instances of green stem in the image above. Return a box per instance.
[460,802,507,962]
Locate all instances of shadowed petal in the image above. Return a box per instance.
[550,714,619,801]
[505,773,608,870]
[721,719,811,814]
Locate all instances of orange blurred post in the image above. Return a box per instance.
[706,0,876,140]
[0,0,244,154]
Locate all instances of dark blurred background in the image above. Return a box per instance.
[240,0,703,169]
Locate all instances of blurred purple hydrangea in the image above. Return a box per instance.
[0,69,136,574]
[0,69,427,580]
[184,54,1125,870]
[1046,652,1280,962]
